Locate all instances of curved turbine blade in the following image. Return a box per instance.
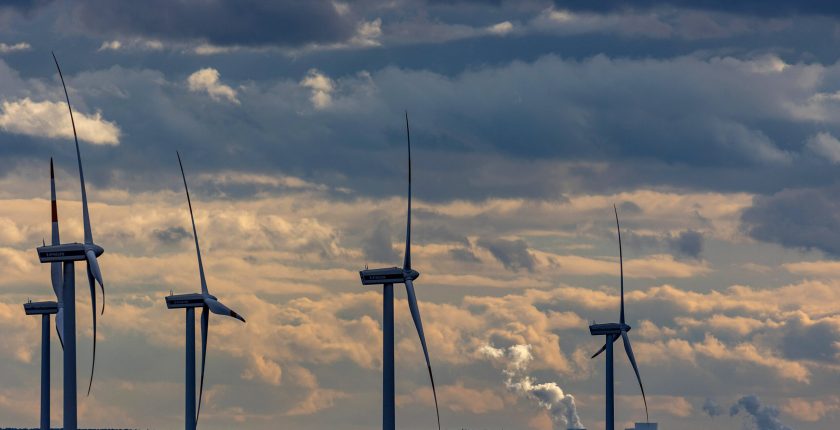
[50,157,60,244]
[51,157,65,349]
[591,342,607,359]
[86,264,97,396]
[86,250,105,315]
[177,152,209,296]
[621,331,648,422]
[50,158,63,300]
[55,307,64,349]
[403,111,412,271]
[614,204,625,325]
[51,262,62,303]
[52,52,92,245]
[204,296,246,323]
[590,335,620,358]
[197,305,209,424]
[404,279,440,430]
[50,263,62,298]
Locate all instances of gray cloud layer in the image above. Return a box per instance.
[741,187,840,256]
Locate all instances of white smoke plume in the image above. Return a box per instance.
[480,344,584,429]
[729,395,794,430]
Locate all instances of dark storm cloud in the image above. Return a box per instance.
[4,44,840,204]
[0,0,51,16]
[780,317,840,363]
[668,229,703,259]
[556,0,840,17]
[152,226,191,244]
[476,237,535,272]
[0,53,825,201]
[741,187,840,256]
[623,229,704,259]
[448,247,482,263]
[66,0,357,48]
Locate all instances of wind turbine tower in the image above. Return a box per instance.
[36,53,107,430]
[589,206,649,430]
[166,152,245,430]
[359,112,441,430]
[23,300,59,430]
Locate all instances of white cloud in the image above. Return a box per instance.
[98,40,122,51]
[97,39,163,52]
[545,9,576,24]
[193,44,235,55]
[806,132,840,164]
[782,396,840,422]
[0,98,121,145]
[187,68,240,104]
[300,69,335,109]
[144,40,164,50]
[487,21,515,36]
[350,19,382,47]
[0,42,31,53]
[332,1,350,16]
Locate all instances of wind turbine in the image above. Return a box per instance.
[166,152,245,430]
[36,53,107,430]
[24,157,63,430]
[589,205,648,430]
[359,112,441,430]
[23,299,58,430]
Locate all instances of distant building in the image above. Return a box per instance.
[625,423,658,430]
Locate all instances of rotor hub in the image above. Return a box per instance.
[87,243,105,257]
[404,269,420,281]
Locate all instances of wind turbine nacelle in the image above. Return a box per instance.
[165,293,206,309]
[589,322,629,336]
[24,301,59,315]
[36,243,89,263]
[360,267,406,285]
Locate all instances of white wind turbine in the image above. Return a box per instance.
[165,152,246,430]
[359,112,441,430]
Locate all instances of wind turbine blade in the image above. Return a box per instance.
[50,157,60,245]
[591,342,607,359]
[404,279,440,430]
[403,111,412,271]
[621,331,648,422]
[86,264,97,396]
[177,152,209,295]
[51,262,62,302]
[204,296,246,323]
[197,305,209,424]
[52,52,92,245]
[50,157,64,347]
[614,204,625,325]
[86,250,105,315]
[591,334,621,358]
[55,307,64,349]
[50,158,63,302]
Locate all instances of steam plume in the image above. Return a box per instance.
[703,397,724,417]
[481,344,584,429]
[729,395,793,430]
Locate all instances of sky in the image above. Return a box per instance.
[1,1,840,429]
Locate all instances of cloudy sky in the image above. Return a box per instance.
[2,1,840,429]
